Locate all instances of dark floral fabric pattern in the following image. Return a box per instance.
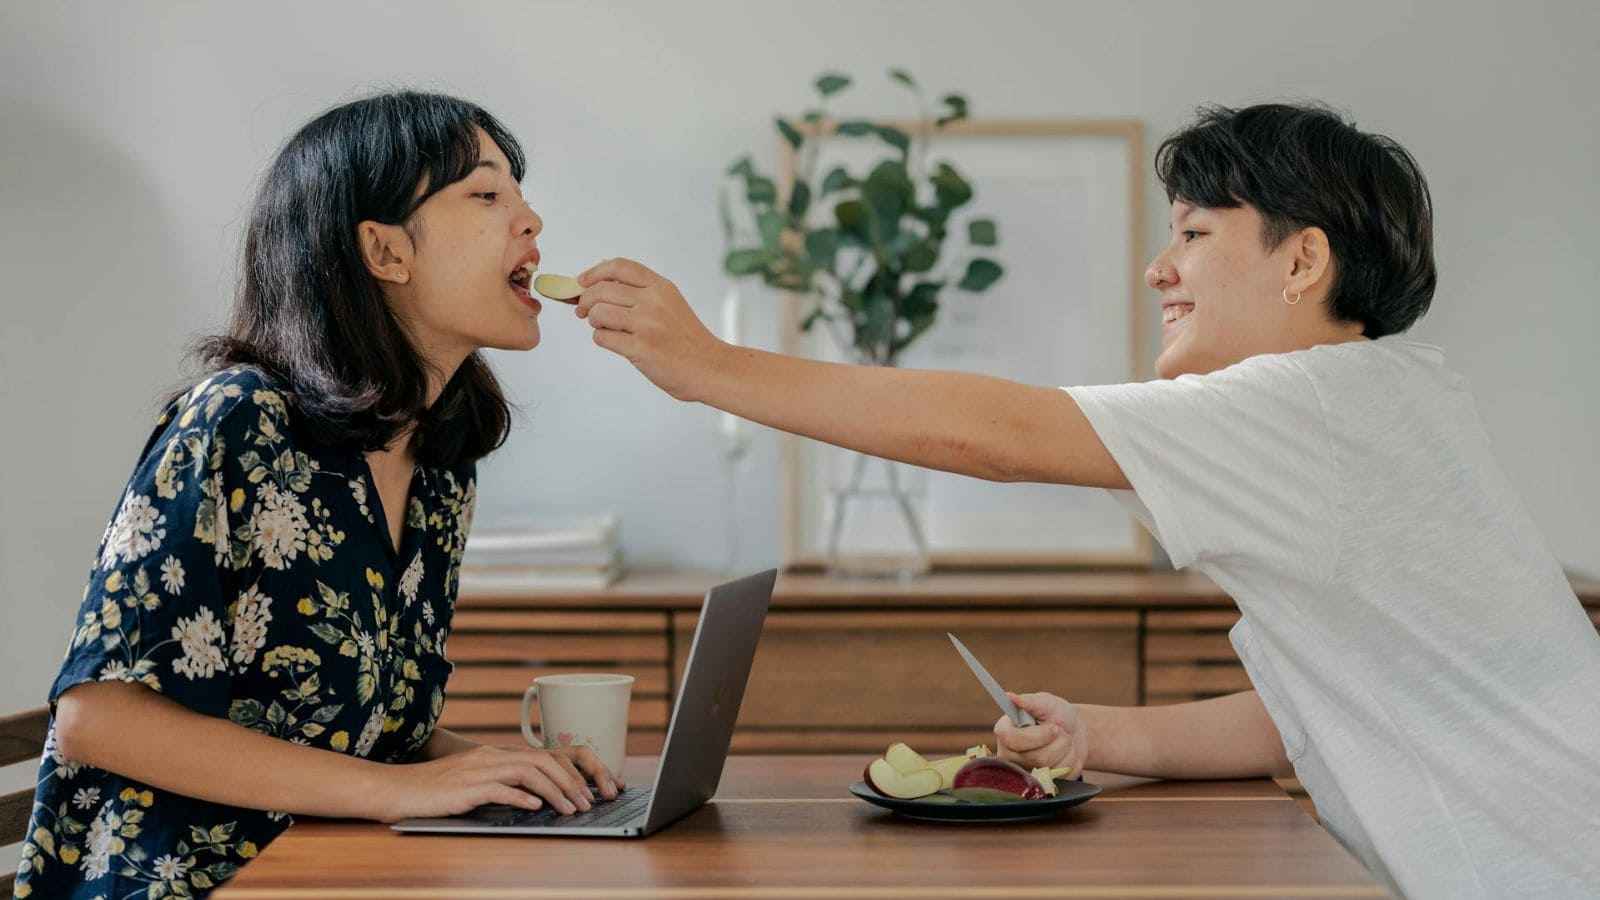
[14,366,474,899]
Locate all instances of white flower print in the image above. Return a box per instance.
[422,600,436,627]
[159,555,186,595]
[199,470,232,567]
[250,481,309,570]
[72,787,101,810]
[97,660,131,681]
[43,728,82,780]
[398,554,424,607]
[83,803,125,879]
[153,853,190,881]
[354,630,376,660]
[99,490,167,569]
[353,706,385,758]
[172,606,226,680]
[349,477,372,521]
[231,587,273,670]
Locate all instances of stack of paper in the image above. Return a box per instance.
[458,515,621,591]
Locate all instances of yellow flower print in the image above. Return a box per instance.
[330,730,349,752]
[239,841,258,858]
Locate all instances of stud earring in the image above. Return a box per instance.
[396,271,408,282]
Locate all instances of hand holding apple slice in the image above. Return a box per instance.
[533,273,583,304]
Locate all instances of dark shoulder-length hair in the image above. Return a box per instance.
[194,90,524,468]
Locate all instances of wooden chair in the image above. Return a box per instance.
[1,706,49,896]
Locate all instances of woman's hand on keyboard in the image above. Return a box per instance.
[376,744,619,822]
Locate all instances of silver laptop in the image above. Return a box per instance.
[393,568,775,837]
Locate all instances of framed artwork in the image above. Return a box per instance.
[780,119,1152,569]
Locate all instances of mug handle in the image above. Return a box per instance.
[520,684,542,749]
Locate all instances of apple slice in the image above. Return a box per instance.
[1030,766,1076,797]
[929,744,994,790]
[884,742,930,776]
[533,273,583,303]
[862,757,943,800]
[950,757,1050,802]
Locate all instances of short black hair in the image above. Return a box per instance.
[195,89,524,468]
[1155,102,1436,338]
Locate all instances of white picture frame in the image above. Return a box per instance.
[780,120,1152,569]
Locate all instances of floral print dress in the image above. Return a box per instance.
[14,366,476,899]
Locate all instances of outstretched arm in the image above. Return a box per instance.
[575,258,1129,489]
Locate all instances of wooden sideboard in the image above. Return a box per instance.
[440,569,1600,755]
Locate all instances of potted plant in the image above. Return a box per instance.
[720,70,1004,577]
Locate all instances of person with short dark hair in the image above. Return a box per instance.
[574,103,1600,898]
[15,91,623,899]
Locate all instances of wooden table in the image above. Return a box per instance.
[217,755,1383,898]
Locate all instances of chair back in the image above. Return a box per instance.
[1,706,50,896]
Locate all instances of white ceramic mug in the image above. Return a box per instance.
[520,673,634,775]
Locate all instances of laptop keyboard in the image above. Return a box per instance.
[470,786,653,829]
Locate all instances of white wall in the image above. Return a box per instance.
[3,0,1597,716]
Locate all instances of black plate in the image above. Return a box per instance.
[848,779,1100,822]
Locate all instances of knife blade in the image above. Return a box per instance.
[947,632,1036,727]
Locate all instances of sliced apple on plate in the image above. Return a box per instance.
[884,742,930,776]
[862,757,942,799]
[533,273,583,303]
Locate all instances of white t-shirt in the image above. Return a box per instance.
[1066,337,1600,899]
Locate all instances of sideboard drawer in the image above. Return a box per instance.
[672,609,1139,752]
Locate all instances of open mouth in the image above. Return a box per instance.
[508,260,537,294]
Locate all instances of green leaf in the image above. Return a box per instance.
[746,176,777,205]
[820,167,853,195]
[931,163,973,209]
[888,68,918,90]
[835,120,876,137]
[788,181,812,220]
[903,281,942,316]
[936,93,969,127]
[835,200,867,234]
[776,118,803,151]
[804,228,840,269]
[228,698,264,726]
[904,240,938,273]
[958,258,1004,292]
[757,210,786,248]
[724,248,771,276]
[815,73,852,97]
[968,218,998,246]
[308,621,343,646]
[876,126,911,155]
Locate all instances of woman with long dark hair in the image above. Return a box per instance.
[14,91,620,899]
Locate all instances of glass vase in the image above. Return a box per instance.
[824,449,931,580]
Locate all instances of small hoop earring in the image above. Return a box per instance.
[1283,288,1301,305]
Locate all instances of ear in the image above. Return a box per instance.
[1284,226,1332,298]
[358,220,415,286]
